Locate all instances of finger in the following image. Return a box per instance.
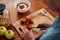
[25,29,29,32]
[20,32,24,37]
[29,30,33,34]
[20,29,26,37]
[20,32,26,37]
[22,29,29,35]
[22,29,26,33]
[22,29,25,32]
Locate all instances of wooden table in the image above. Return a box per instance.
[0,0,59,40]
[7,0,59,23]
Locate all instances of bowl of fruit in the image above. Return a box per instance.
[14,0,31,13]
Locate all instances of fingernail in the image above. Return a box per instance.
[26,29,29,31]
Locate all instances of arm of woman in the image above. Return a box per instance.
[20,19,53,40]
[39,18,60,40]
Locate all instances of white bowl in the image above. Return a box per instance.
[14,0,31,13]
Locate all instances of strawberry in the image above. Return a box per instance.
[20,17,34,25]
[27,25,32,31]
[20,20,24,25]
[25,21,30,25]
[29,19,34,24]
[25,17,34,24]
[19,4,24,9]
[25,17,30,21]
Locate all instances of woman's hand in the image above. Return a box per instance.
[21,29,35,40]
[20,20,53,40]
[39,20,53,30]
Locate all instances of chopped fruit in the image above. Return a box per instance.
[18,3,28,10]
[20,18,26,25]
[25,21,29,25]
[27,25,32,31]
[25,17,34,24]
[20,20,25,25]
[19,5,24,9]
[25,17,31,21]
[20,17,34,25]
[28,19,34,24]
[25,17,30,20]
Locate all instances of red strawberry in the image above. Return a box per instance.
[27,25,32,31]
[25,21,29,25]
[20,20,25,25]
[25,17,34,24]
[19,4,24,9]
[25,17,30,21]
[29,19,34,24]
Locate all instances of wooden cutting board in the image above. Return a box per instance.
[12,8,55,39]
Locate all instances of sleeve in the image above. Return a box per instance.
[39,18,60,40]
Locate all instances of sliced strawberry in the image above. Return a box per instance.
[19,4,24,9]
[27,25,32,31]
[26,18,34,24]
[25,21,30,25]
[25,17,30,21]
[29,19,34,24]
[20,20,24,25]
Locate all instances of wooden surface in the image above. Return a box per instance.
[12,9,55,39]
[7,0,59,23]
[0,0,59,40]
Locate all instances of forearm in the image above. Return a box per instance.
[39,18,60,40]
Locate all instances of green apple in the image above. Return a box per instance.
[5,30,14,39]
[0,26,7,36]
